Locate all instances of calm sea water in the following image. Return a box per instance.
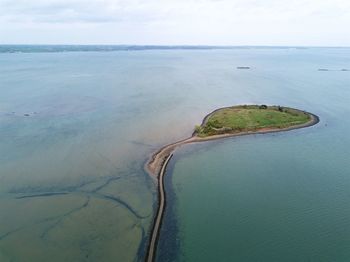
[0,46,349,261]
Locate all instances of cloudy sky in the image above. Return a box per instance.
[0,0,349,46]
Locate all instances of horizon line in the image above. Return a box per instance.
[1,44,350,48]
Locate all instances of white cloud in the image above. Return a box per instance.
[0,0,349,45]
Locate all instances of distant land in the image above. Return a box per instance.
[1,45,348,53]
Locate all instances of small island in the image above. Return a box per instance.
[146,105,318,177]
[195,105,312,137]
[145,104,319,262]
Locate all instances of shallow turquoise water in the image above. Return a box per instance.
[157,48,350,261]
[0,47,349,261]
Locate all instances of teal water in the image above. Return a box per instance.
[157,49,350,261]
[0,49,214,261]
[0,47,349,261]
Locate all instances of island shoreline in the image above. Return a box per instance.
[145,106,320,262]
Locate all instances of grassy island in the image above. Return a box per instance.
[145,104,318,262]
[195,105,312,137]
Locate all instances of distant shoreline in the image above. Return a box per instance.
[145,106,319,262]
[1,45,348,54]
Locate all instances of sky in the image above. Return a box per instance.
[0,0,350,46]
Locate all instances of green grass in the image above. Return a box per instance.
[196,105,311,137]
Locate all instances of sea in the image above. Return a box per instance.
[0,45,349,261]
